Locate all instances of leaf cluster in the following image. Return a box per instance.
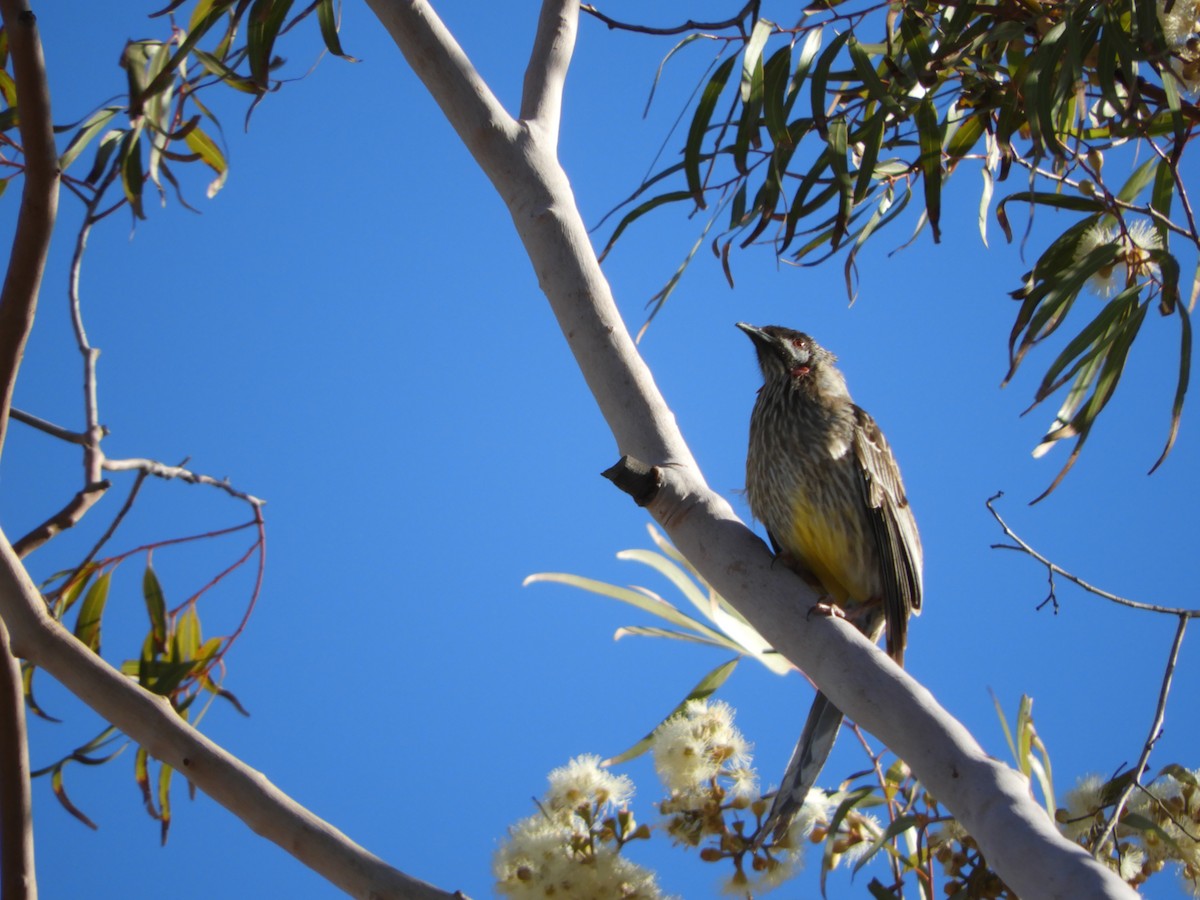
[26,521,264,843]
[598,0,1200,495]
[29,0,354,217]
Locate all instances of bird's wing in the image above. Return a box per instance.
[759,691,844,844]
[852,406,923,665]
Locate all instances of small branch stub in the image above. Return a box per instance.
[602,456,661,507]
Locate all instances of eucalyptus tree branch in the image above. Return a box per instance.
[364,1,1135,895]
[519,0,575,140]
[0,531,457,900]
[987,493,1200,617]
[0,4,58,896]
[0,0,59,463]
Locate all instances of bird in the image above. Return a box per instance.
[736,322,923,843]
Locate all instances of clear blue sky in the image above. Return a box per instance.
[3,2,1197,898]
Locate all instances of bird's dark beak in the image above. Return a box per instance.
[736,321,768,342]
[736,322,776,353]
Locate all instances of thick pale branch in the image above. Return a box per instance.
[365,1,1136,896]
[636,464,1131,897]
[519,0,576,140]
[0,532,456,900]
[365,0,694,473]
[0,0,59,463]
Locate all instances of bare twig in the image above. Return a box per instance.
[56,470,148,589]
[1091,614,1189,855]
[11,448,264,558]
[8,408,88,444]
[11,480,111,559]
[987,493,1200,617]
[102,457,265,506]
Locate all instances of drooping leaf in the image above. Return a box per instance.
[604,657,740,765]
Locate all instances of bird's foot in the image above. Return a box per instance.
[807,600,845,621]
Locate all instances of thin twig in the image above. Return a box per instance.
[847,722,908,891]
[986,493,1200,617]
[102,457,265,506]
[1091,614,1188,855]
[56,470,149,588]
[11,480,111,559]
[8,407,88,444]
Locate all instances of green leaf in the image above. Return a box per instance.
[74,570,112,652]
[50,765,98,830]
[821,786,876,896]
[174,605,202,661]
[184,125,229,197]
[825,117,852,247]
[191,48,259,93]
[143,561,168,652]
[761,43,793,145]
[914,97,942,242]
[119,127,146,220]
[316,0,357,61]
[1116,158,1158,204]
[604,657,740,765]
[644,33,709,116]
[85,130,125,185]
[158,761,174,844]
[600,190,693,261]
[809,30,852,139]
[1149,302,1190,474]
[523,572,732,647]
[247,0,295,90]
[789,26,824,107]
[1032,301,1148,501]
[852,813,922,875]
[1034,287,1139,403]
[59,106,121,172]
[684,53,737,204]
[847,38,901,116]
[740,18,773,103]
[852,109,886,204]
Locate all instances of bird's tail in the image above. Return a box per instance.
[758,691,844,844]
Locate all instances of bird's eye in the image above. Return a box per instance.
[791,338,806,350]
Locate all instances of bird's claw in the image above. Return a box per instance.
[807,601,845,621]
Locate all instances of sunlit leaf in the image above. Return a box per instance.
[143,560,167,652]
[316,0,357,61]
[684,53,737,204]
[74,570,112,653]
[604,657,740,765]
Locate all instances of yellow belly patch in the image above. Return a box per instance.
[786,499,869,604]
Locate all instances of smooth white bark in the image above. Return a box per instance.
[364,1,1136,897]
